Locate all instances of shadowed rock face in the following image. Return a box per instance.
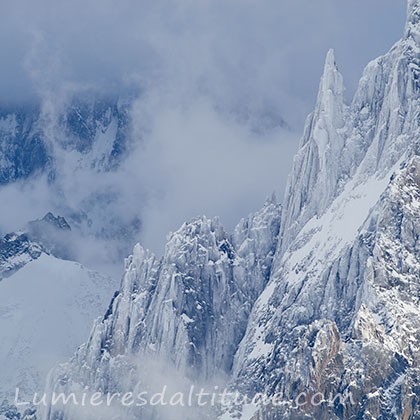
[0,97,130,186]
[0,108,49,185]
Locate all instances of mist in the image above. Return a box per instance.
[0,0,407,270]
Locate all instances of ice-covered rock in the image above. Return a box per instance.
[280,49,348,251]
[229,1,420,417]
[41,203,281,420]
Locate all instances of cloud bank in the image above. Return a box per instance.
[0,0,407,271]
[0,0,406,122]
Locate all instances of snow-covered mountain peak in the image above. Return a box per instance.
[129,242,148,267]
[40,203,282,419]
[0,212,73,278]
[35,212,71,231]
[163,215,230,267]
[315,48,345,127]
[279,48,348,252]
[26,212,71,243]
[279,6,420,258]
[168,215,225,244]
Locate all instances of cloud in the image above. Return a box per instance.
[125,96,297,252]
[0,0,406,122]
[0,0,408,268]
[0,176,52,236]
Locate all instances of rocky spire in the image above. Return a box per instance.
[279,49,347,253]
[313,49,345,132]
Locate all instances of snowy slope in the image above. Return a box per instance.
[0,253,116,403]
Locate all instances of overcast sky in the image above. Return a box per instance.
[0,1,407,122]
[0,1,408,260]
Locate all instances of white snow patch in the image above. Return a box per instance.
[0,254,116,400]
